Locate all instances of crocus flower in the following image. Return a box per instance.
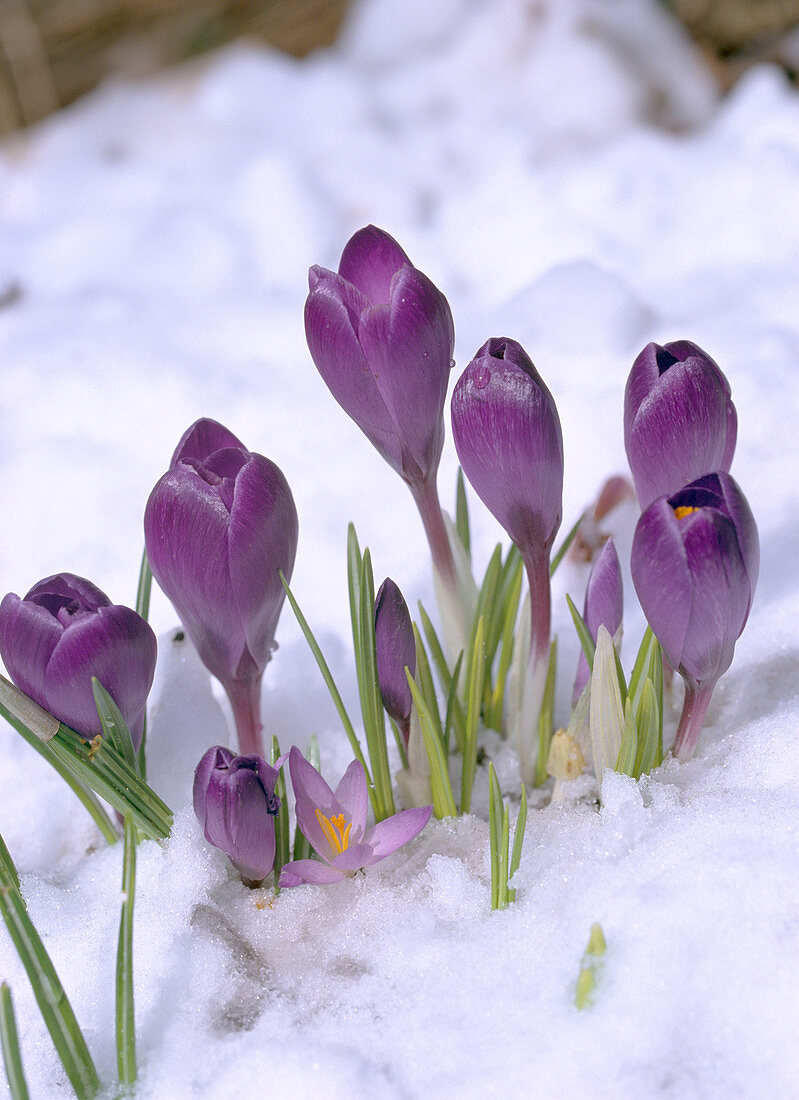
[144,418,298,757]
[374,577,416,746]
[305,227,472,656]
[451,337,563,782]
[631,471,758,760]
[572,538,623,705]
[193,745,282,884]
[278,747,431,886]
[0,573,156,748]
[624,340,737,509]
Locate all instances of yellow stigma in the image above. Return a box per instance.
[315,808,352,854]
[674,505,698,520]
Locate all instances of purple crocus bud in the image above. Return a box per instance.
[631,472,758,760]
[193,745,282,884]
[374,578,416,746]
[624,340,737,509]
[0,573,156,748]
[278,747,431,887]
[572,539,623,705]
[305,227,471,654]
[144,418,298,758]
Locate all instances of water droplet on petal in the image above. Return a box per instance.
[473,366,491,389]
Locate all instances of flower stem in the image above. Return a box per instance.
[225,678,265,757]
[672,677,715,761]
[523,550,552,669]
[411,478,456,586]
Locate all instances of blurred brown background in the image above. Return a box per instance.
[1,0,798,137]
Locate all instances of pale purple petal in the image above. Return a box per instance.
[329,842,375,871]
[338,224,410,305]
[362,805,432,862]
[278,859,347,887]
[332,759,369,833]
[573,539,623,704]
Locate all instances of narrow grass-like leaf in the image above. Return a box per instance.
[633,677,660,777]
[550,511,584,576]
[346,523,362,656]
[0,834,20,894]
[473,545,503,655]
[649,641,664,767]
[615,697,638,776]
[270,737,290,885]
[92,679,138,773]
[460,616,486,814]
[279,572,377,815]
[488,763,502,910]
[485,558,524,731]
[116,815,137,1087]
[575,922,607,1009]
[455,467,471,562]
[134,548,153,778]
[406,672,456,819]
[0,680,118,845]
[443,652,464,754]
[534,638,558,788]
[507,783,527,904]
[628,627,656,708]
[0,983,29,1100]
[566,594,596,669]
[412,625,442,739]
[0,863,100,1098]
[358,549,394,819]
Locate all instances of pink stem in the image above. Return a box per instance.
[672,677,715,762]
[410,478,456,588]
[225,676,265,757]
[523,550,552,670]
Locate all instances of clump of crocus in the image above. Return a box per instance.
[193,745,282,885]
[624,340,737,509]
[631,472,758,760]
[0,573,157,747]
[278,747,431,886]
[572,538,623,705]
[305,226,474,657]
[374,577,416,746]
[144,418,298,758]
[451,337,563,782]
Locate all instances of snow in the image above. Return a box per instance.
[1,0,798,1095]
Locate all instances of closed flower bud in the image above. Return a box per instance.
[572,538,623,705]
[624,340,737,509]
[0,573,156,747]
[305,225,454,490]
[144,418,298,757]
[374,578,416,744]
[193,745,281,884]
[631,471,758,760]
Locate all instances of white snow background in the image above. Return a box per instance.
[1,0,798,1096]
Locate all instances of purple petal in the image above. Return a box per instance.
[42,605,157,745]
[357,266,453,485]
[278,860,347,887]
[0,593,63,706]
[573,538,623,704]
[374,578,416,726]
[338,225,410,306]
[332,759,368,833]
[451,338,563,558]
[329,842,374,871]
[710,472,760,599]
[289,747,341,857]
[631,498,693,671]
[198,751,278,881]
[193,745,235,825]
[226,454,298,679]
[171,418,246,467]
[362,805,432,862]
[26,573,111,615]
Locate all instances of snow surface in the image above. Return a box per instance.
[1,0,798,1095]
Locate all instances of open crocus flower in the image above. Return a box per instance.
[624,339,737,509]
[572,538,623,706]
[278,747,431,886]
[451,336,563,782]
[0,573,157,748]
[631,471,758,760]
[305,226,473,658]
[144,418,298,757]
[193,745,282,885]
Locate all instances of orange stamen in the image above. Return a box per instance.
[674,505,698,520]
[315,808,352,854]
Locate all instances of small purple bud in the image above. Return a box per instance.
[193,746,282,883]
[572,539,623,705]
[631,472,759,760]
[374,578,416,743]
[305,225,455,490]
[144,418,298,758]
[624,340,737,509]
[0,573,157,747]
